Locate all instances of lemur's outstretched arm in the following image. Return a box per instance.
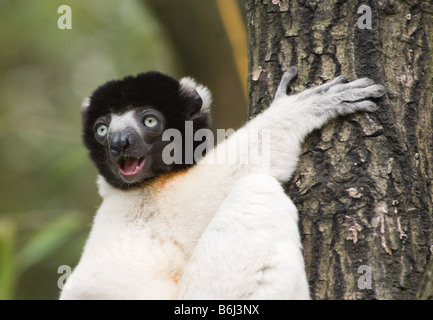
[206,66,385,182]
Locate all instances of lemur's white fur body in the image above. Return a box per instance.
[60,68,384,299]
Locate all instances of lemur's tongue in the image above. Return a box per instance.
[119,157,145,176]
[123,158,140,174]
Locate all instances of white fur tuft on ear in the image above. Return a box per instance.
[81,97,91,111]
[179,77,212,114]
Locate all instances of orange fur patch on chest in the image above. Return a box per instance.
[168,268,183,284]
[145,169,189,194]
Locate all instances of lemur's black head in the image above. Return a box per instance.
[81,71,212,190]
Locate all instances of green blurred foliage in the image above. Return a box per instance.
[0,0,179,299]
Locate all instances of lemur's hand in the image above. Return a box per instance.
[274,66,386,116]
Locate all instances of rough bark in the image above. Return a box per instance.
[417,257,433,299]
[246,0,433,300]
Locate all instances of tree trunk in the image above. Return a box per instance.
[246,0,433,300]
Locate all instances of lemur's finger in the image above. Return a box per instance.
[340,100,379,115]
[275,66,298,99]
[294,75,348,99]
[364,84,386,98]
[328,78,375,94]
[310,75,348,94]
[335,84,386,102]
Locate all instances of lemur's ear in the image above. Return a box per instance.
[81,97,91,111]
[179,77,212,120]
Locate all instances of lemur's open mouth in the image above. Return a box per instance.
[117,156,146,177]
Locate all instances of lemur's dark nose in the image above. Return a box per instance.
[109,132,131,155]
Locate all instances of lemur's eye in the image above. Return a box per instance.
[96,124,108,137]
[144,116,158,128]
